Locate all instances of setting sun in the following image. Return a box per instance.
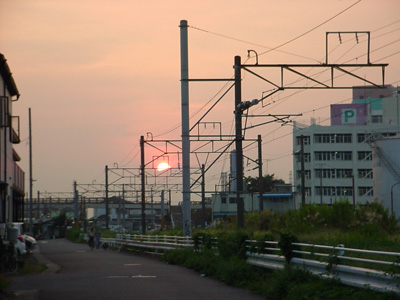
[157,162,170,171]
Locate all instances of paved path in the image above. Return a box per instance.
[11,239,265,300]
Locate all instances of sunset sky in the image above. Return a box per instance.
[1,0,399,201]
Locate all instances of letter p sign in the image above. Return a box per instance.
[342,109,356,124]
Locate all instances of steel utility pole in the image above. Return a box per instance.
[140,135,146,234]
[105,165,109,229]
[73,181,78,223]
[258,135,263,212]
[201,164,206,229]
[352,175,356,210]
[180,20,191,236]
[161,190,165,229]
[300,135,306,206]
[234,55,245,229]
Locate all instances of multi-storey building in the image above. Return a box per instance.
[293,85,400,209]
[0,53,24,234]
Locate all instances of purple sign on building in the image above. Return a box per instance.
[330,104,368,126]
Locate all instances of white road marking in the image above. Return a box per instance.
[102,275,157,279]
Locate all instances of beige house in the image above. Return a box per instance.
[0,53,24,235]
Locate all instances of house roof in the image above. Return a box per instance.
[262,193,293,198]
[0,53,20,99]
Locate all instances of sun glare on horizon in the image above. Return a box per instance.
[157,162,170,171]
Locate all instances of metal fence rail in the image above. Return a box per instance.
[101,235,399,294]
[103,234,193,251]
[246,240,400,294]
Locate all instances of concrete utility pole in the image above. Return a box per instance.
[180,20,191,236]
[28,108,33,235]
[105,165,109,229]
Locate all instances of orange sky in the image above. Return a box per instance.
[1,0,399,200]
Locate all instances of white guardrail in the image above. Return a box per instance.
[102,234,193,252]
[102,234,399,294]
[246,240,400,294]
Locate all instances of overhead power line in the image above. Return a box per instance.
[257,0,362,57]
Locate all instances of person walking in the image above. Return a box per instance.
[94,228,101,249]
[87,228,95,250]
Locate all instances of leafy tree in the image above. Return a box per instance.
[244,174,285,193]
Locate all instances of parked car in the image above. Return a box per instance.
[15,235,27,256]
[23,234,37,252]
[109,225,128,233]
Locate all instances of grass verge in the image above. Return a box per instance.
[163,248,400,300]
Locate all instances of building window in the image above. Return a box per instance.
[314,134,352,144]
[372,115,383,123]
[314,151,352,161]
[357,133,372,143]
[295,152,311,163]
[297,170,311,180]
[358,169,373,179]
[358,151,372,161]
[229,197,236,204]
[315,169,353,179]
[296,135,310,145]
[221,197,227,204]
[316,186,353,197]
[358,132,396,143]
[382,132,397,138]
[358,186,373,196]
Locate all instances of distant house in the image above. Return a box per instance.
[211,184,294,220]
[0,53,24,236]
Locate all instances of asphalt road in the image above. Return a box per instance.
[11,239,266,300]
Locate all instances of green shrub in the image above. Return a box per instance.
[250,231,274,254]
[183,249,219,275]
[192,231,215,251]
[278,233,299,263]
[163,249,194,266]
[0,275,12,293]
[262,266,314,300]
[216,256,262,287]
[65,228,85,243]
[216,230,248,259]
[162,245,400,300]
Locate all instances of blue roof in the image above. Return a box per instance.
[262,193,293,198]
[213,212,237,216]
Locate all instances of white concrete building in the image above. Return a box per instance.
[293,85,400,210]
[372,136,400,216]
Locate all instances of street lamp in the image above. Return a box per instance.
[390,182,400,216]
